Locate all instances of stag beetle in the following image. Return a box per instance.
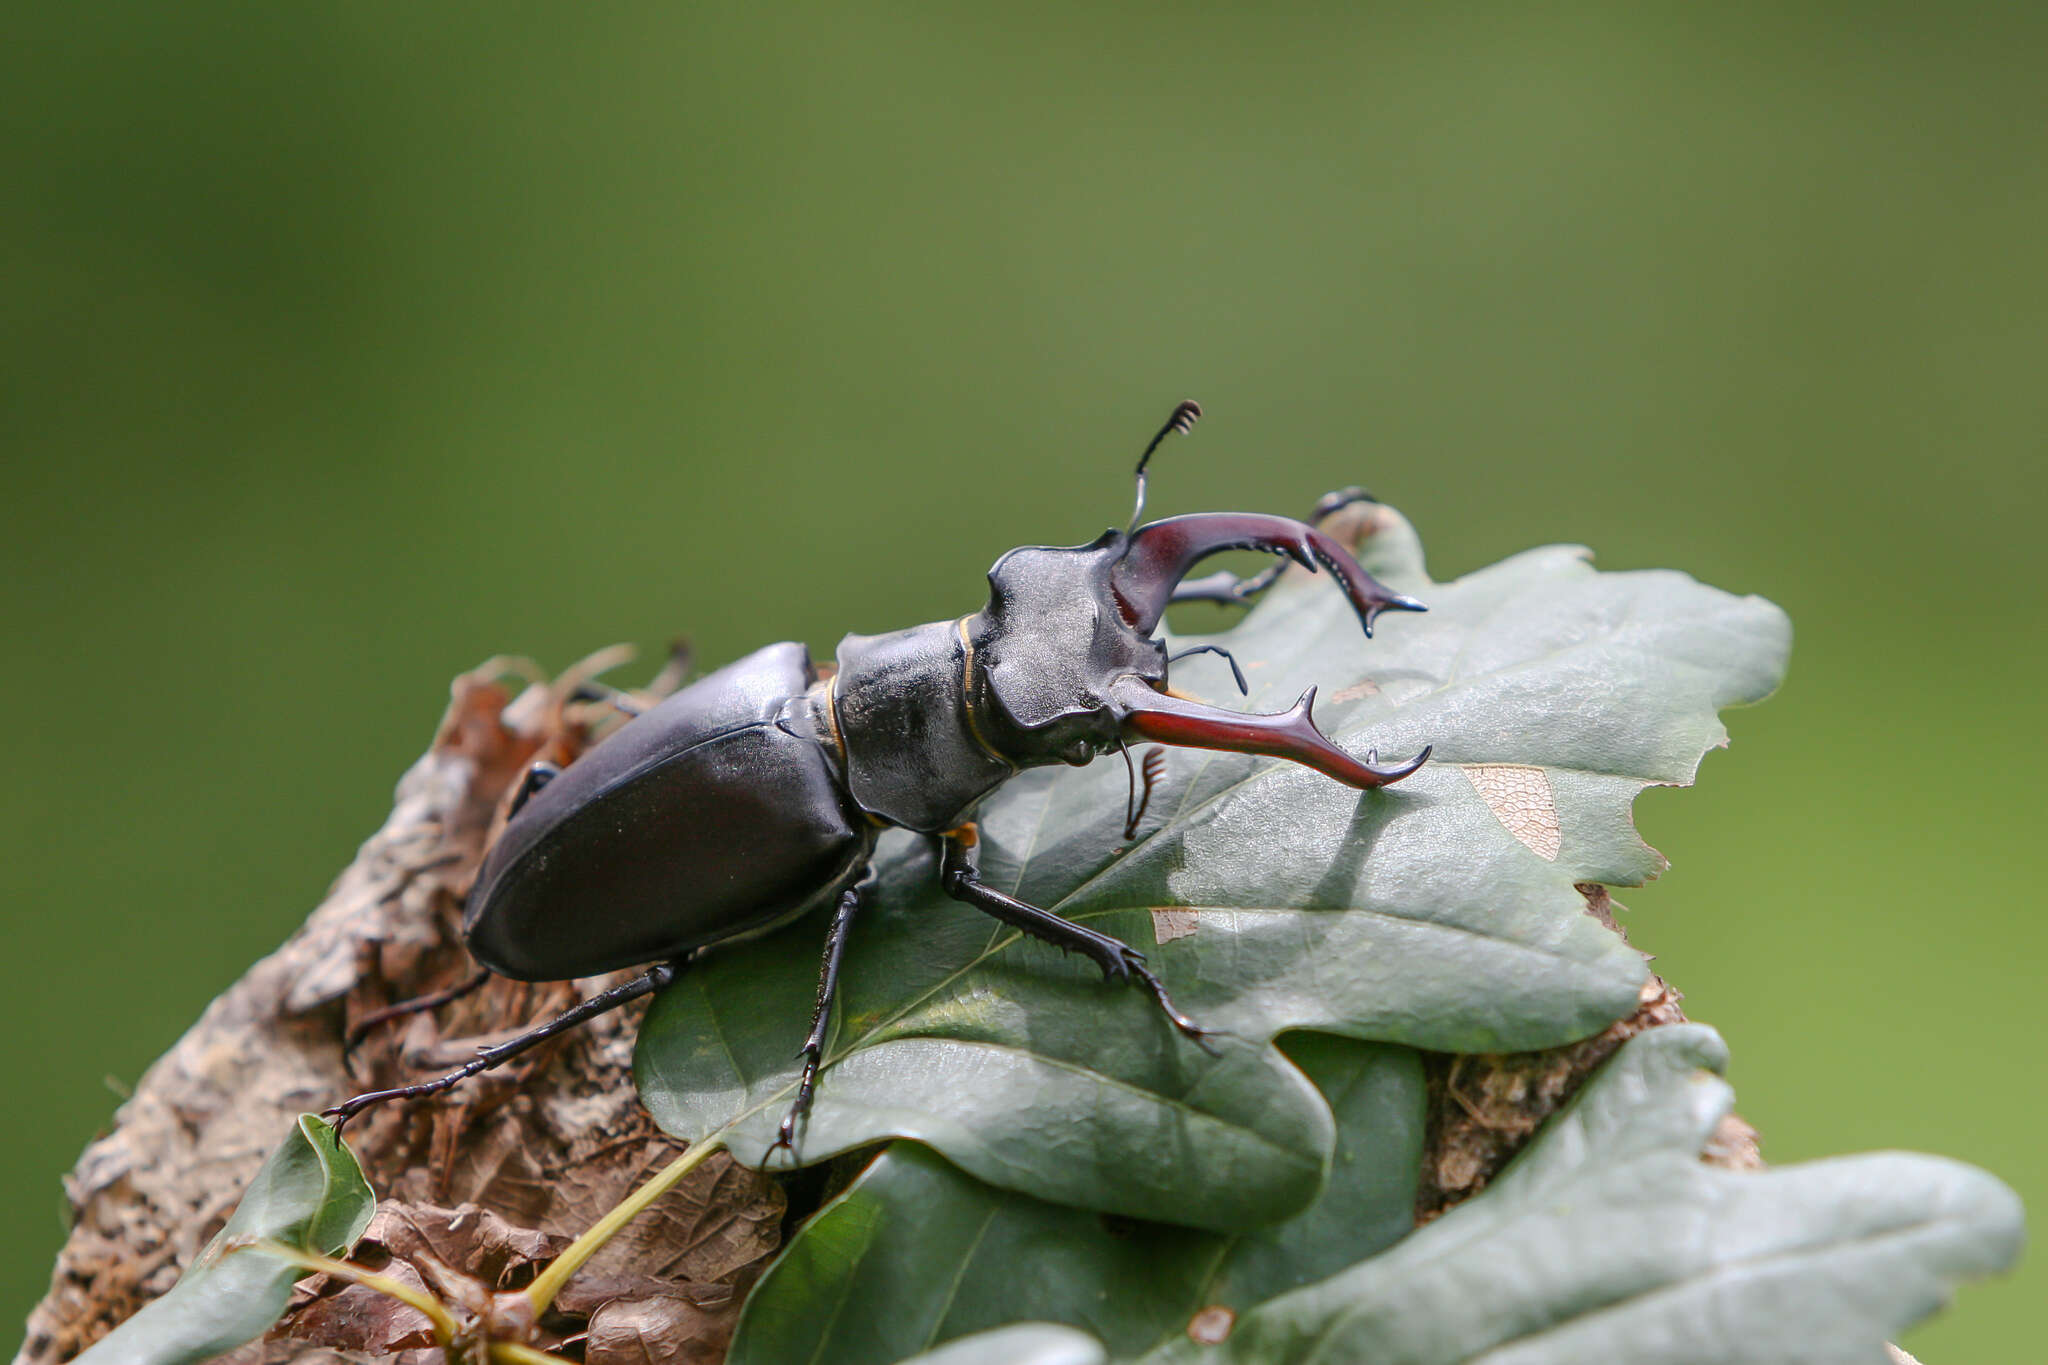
[327,403,1431,1155]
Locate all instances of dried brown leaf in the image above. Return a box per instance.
[1414,884,1723,1221]
[277,1260,439,1355]
[362,1201,563,1291]
[586,1295,737,1365]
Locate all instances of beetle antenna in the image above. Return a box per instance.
[1167,643,1249,696]
[1130,399,1202,530]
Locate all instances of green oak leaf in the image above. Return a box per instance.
[730,1036,1424,1365]
[1127,1025,2024,1365]
[636,501,1791,1228]
[72,1115,374,1365]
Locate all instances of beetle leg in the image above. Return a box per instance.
[766,865,878,1165]
[322,959,684,1129]
[565,682,645,718]
[341,966,493,1066]
[1308,484,1380,521]
[938,826,1218,1055]
[505,761,561,818]
[1165,644,1249,695]
[1168,489,1381,608]
[1168,567,1277,607]
[1123,746,1167,842]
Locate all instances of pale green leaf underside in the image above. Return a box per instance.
[637,502,1791,1229]
[72,1116,374,1365]
[1134,1026,2023,1365]
[890,1028,2022,1365]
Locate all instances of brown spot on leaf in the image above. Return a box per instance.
[1461,764,1562,861]
[1703,1113,1764,1170]
[1186,1305,1235,1344]
[1327,679,1380,704]
[1151,907,1199,944]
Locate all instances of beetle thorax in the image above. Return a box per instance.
[829,619,1014,833]
[828,531,1169,832]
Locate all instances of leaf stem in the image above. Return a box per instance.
[524,1135,725,1314]
[489,1342,578,1365]
[245,1238,460,1342]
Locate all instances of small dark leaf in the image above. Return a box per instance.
[72,1116,375,1365]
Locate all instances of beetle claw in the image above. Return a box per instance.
[1122,957,1221,1056]
[763,1107,804,1169]
[1363,743,1432,784]
[1113,512,1425,636]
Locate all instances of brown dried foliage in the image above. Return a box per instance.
[1413,883,1759,1224]
[19,652,781,1365]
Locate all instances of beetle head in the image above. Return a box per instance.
[967,531,1165,769]
[963,508,1430,789]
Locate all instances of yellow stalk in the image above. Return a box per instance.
[489,1342,579,1365]
[524,1135,724,1314]
[246,1238,460,1342]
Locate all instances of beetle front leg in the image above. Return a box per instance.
[938,826,1217,1054]
[767,864,878,1164]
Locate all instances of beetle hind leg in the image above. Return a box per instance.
[341,966,493,1065]
[505,761,561,818]
[938,827,1218,1055]
[323,959,684,1129]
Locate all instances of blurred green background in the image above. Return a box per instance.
[5,2,2041,1356]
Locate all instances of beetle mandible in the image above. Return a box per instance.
[327,402,1431,1157]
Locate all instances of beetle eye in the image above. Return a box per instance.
[1062,739,1094,766]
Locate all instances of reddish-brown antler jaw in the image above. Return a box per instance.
[1110,676,1429,790]
[1111,512,1427,635]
